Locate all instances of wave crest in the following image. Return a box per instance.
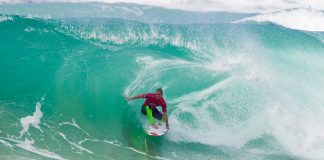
[237,8,324,32]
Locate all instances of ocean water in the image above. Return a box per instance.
[0,2,324,160]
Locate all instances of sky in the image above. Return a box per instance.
[0,0,323,13]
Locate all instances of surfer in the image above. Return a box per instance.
[125,88,169,130]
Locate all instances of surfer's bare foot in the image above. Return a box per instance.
[153,124,158,129]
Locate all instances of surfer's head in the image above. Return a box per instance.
[155,88,163,99]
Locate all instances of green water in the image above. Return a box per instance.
[1,3,324,160]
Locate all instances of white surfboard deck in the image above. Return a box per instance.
[145,120,168,136]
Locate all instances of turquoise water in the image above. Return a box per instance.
[1,3,324,160]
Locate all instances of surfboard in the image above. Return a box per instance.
[145,120,168,136]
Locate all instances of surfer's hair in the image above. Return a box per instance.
[156,88,163,95]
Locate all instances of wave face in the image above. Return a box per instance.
[1,3,324,160]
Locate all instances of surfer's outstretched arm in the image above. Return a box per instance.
[163,112,169,129]
[125,94,145,101]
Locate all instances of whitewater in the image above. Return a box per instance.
[0,1,324,160]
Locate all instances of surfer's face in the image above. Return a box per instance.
[155,90,163,99]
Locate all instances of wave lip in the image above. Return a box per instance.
[236,8,324,32]
[1,0,324,13]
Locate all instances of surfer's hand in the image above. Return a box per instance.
[153,124,158,129]
[124,95,131,101]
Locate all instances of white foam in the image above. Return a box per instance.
[125,53,270,149]
[266,95,324,159]
[59,118,81,130]
[3,137,65,160]
[15,138,66,160]
[19,102,43,137]
[1,0,324,13]
[0,139,13,148]
[204,55,243,72]
[125,56,194,97]
[58,132,94,154]
[59,119,90,136]
[169,77,233,105]
[164,44,274,147]
[237,8,324,31]
[102,140,170,160]
[66,25,201,54]
[78,138,100,145]
[205,49,271,82]
[166,78,266,148]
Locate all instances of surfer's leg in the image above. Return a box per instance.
[152,109,163,120]
[145,106,155,125]
[142,105,155,125]
[141,104,147,115]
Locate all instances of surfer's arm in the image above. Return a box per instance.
[125,94,146,101]
[162,103,169,129]
[163,112,169,129]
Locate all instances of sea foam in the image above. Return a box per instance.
[19,102,43,137]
